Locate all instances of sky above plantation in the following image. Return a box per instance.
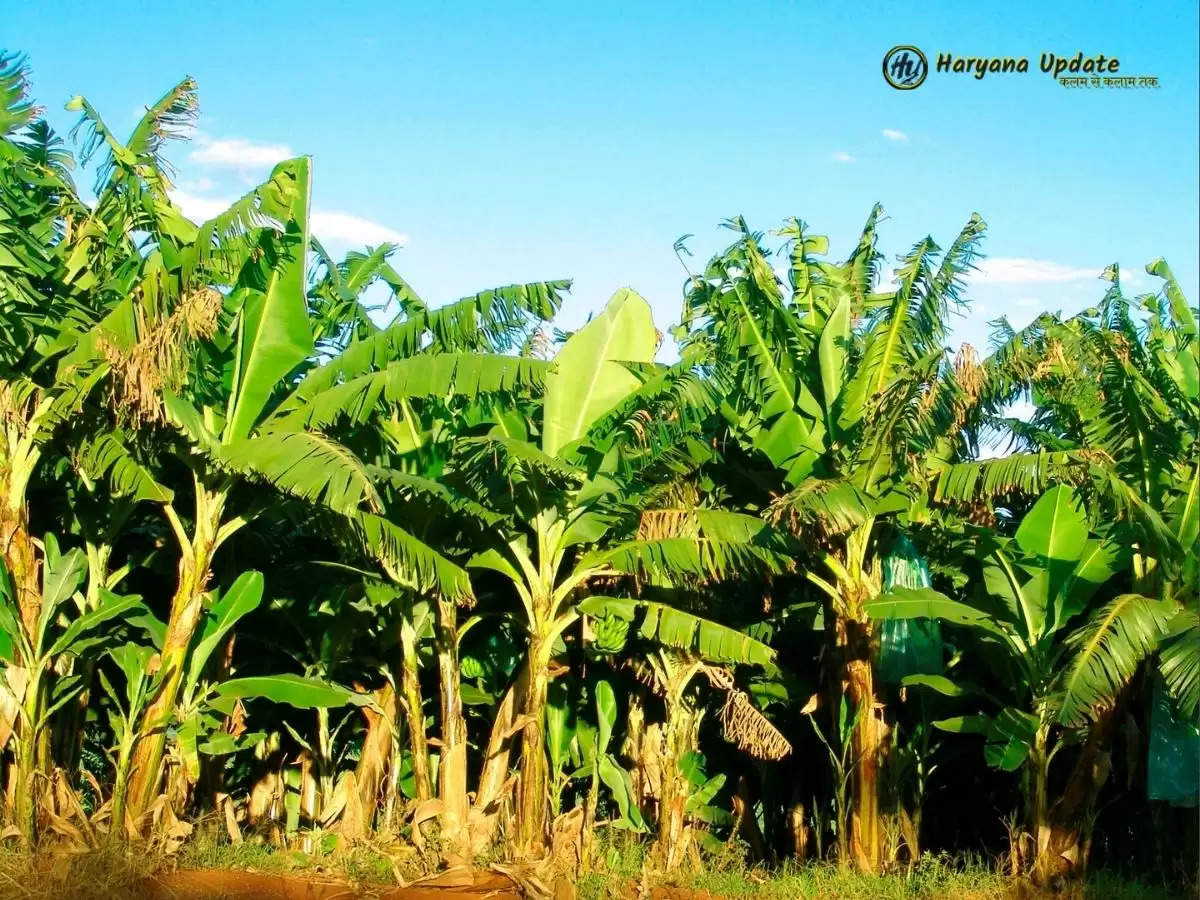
[9,0,1199,362]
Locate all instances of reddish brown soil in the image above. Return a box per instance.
[137,868,522,899]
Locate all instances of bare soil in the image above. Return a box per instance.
[133,868,522,900]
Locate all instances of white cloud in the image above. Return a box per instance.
[169,190,232,222]
[177,176,215,193]
[189,136,293,169]
[971,258,1101,285]
[169,189,407,247]
[882,128,909,142]
[311,210,407,246]
[831,151,855,163]
[1117,266,1141,287]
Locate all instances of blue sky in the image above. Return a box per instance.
[10,0,1199,360]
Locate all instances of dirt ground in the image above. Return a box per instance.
[134,868,524,900]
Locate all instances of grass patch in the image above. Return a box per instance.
[175,829,424,884]
[0,832,418,899]
[0,834,1190,900]
[579,860,1191,899]
[0,843,156,900]
[576,837,1192,900]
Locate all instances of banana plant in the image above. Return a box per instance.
[0,63,200,841]
[107,570,367,830]
[95,642,154,837]
[865,485,1167,879]
[678,751,733,847]
[567,678,646,837]
[0,539,141,843]
[240,260,566,856]
[938,262,1198,719]
[805,693,862,866]
[345,576,437,832]
[452,288,794,856]
[110,147,561,823]
[680,208,1027,872]
[577,600,790,867]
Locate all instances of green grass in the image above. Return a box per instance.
[575,837,1192,900]
[0,834,1190,900]
[175,828,423,884]
[579,862,1191,900]
[0,832,417,899]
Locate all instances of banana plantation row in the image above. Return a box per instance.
[0,57,1196,886]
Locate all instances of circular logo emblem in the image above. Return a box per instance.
[882,45,928,90]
